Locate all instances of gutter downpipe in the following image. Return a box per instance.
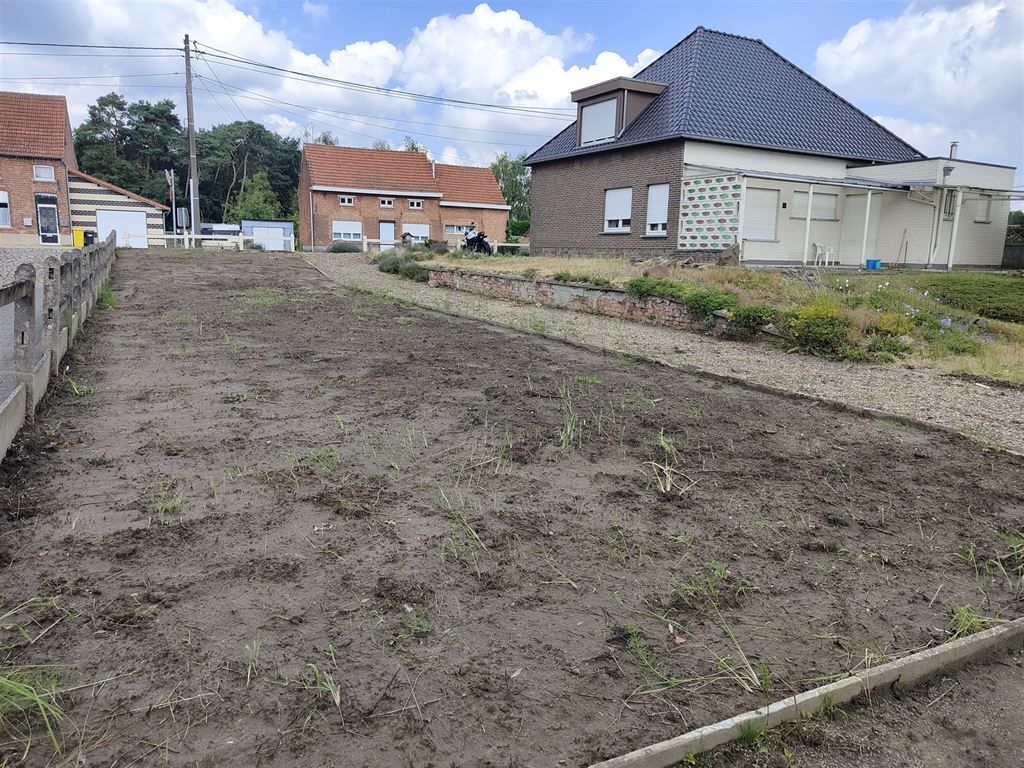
[308,189,314,250]
[859,191,872,267]
[945,188,963,272]
[802,184,814,267]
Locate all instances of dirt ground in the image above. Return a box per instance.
[700,647,1024,768]
[2,250,1022,767]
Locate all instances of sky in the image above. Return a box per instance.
[0,0,1021,191]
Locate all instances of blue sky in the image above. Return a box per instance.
[1,0,1021,190]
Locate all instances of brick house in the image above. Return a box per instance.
[0,90,169,248]
[298,144,510,251]
[526,27,1015,269]
[0,91,78,246]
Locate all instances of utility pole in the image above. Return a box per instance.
[184,34,200,246]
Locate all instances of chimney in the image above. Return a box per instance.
[431,160,436,179]
[949,141,959,159]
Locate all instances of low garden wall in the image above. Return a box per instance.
[425,267,733,335]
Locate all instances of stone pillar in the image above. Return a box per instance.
[43,256,62,374]
[72,251,83,326]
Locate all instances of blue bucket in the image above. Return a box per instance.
[866,259,882,270]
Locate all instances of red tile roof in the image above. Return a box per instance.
[303,144,440,194]
[434,163,507,206]
[302,144,508,207]
[0,91,74,160]
[70,169,170,211]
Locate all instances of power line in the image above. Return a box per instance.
[194,75,544,148]
[195,51,247,122]
[0,51,182,58]
[0,72,181,81]
[0,40,182,51]
[0,81,183,88]
[197,73,559,139]
[193,41,575,118]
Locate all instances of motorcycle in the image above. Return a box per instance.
[463,229,492,255]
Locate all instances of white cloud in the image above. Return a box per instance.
[815,1,1023,170]
[301,2,328,22]
[0,0,660,164]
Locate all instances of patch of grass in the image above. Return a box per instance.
[66,377,92,397]
[738,722,764,746]
[914,273,1024,323]
[234,287,289,309]
[244,632,262,687]
[551,270,612,287]
[948,604,1001,638]
[727,303,776,339]
[625,623,681,693]
[285,446,340,474]
[528,317,548,334]
[521,267,538,279]
[143,477,184,525]
[674,561,750,611]
[97,282,118,309]
[779,299,855,359]
[305,663,343,713]
[0,666,64,755]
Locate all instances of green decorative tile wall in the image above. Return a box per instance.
[678,174,741,251]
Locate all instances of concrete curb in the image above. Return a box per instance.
[589,616,1024,768]
[303,258,1024,459]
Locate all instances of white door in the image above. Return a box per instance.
[379,221,395,249]
[96,209,148,248]
[838,194,880,265]
[252,226,285,250]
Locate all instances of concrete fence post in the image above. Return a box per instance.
[72,252,83,330]
[43,256,62,374]
[11,263,39,414]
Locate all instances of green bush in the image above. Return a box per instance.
[521,268,538,279]
[551,271,611,287]
[869,334,912,361]
[507,219,530,238]
[925,327,983,356]
[728,304,776,338]
[872,311,916,337]
[684,288,740,319]
[625,277,693,302]
[782,301,854,358]
[377,254,403,273]
[397,261,428,282]
[552,270,574,283]
[329,241,361,253]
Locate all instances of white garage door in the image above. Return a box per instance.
[251,226,286,250]
[96,209,148,248]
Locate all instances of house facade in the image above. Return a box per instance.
[526,28,1016,269]
[0,92,79,246]
[298,144,509,251]
[0,90,169,248]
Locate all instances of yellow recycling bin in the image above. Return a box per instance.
[72,227,85,248]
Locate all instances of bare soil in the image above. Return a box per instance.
[699,646,1024,767]
[2,250,1022,767]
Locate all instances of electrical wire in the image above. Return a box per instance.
[193,41,575,118]
[0,72,181,80]
[0,40,181,50]
[195,51,248,122]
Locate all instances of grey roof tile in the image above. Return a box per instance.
[526,27,924,165]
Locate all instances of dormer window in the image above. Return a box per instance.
[580,99,617,145]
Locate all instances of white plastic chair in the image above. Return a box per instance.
[813,243,835,267]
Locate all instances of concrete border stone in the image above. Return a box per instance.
[589,617,1024,768]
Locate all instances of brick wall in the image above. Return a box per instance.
[426,267,730,334]
[302,184,509,250]
[0,156,73,246]
[529,139,685,259]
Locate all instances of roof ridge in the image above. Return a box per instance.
[751,36,924,160]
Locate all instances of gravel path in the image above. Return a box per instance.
[305,254,1024,453]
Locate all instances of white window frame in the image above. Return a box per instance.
[645,183,669,236]
[0,191,10,228]
[942,190,957,221]
[603,187,632,233]
[445,224,471,235]
[33,165,56,182]
[742,188,780,242]
[791,191,838,220]
[409,199,423,210]
[379,197,394,208]
[338,195,354,206]
[580,99,617,146]
[402,222,430,243]
[973,195,992,224]
[331,219,362,241]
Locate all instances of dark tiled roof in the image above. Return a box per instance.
[526,28,924,166]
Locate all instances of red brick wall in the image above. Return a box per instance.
[0,156,72,243]
[529,139,684,259]
[426,268,730,334]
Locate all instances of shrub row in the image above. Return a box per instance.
[377,253,428,282]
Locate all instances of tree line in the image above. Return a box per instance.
[74,92,531,232]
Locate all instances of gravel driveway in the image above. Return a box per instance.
[306,253,1024,454]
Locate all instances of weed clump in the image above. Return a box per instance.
[779,300,854,358]
[378,253,429,282]
[727,304,776,339]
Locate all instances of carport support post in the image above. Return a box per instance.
[945,188,963,271]
[801,184,814,267]
[860,191,872,267]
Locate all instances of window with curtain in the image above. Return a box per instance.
[0,191,10,228]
